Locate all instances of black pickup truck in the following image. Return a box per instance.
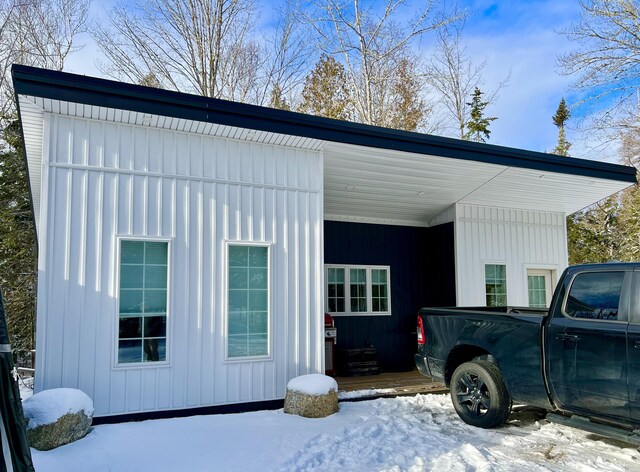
[415,263,640,443]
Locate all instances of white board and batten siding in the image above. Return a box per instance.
[453,203,568,307]
[35,114,324,417]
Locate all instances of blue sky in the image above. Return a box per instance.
[65,1,607,161]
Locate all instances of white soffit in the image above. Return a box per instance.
[23,95,323,151]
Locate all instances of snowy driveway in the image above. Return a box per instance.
[32,394,639,471]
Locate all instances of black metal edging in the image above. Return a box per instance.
[11,64,637,184]
[91,399,286,425]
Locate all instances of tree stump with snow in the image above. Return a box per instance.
[284,374,339,418]
[23,388,94,451]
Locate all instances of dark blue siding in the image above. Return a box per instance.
[324,221,455,371]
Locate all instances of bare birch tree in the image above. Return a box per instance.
[304,0,459,129]
[257,0,313,107]
[560,1,640,125]
[428,24,507,139]
[0,0,90,123]
[94,0,263,100]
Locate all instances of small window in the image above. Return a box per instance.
[227,244,269,358]
[327,268,345,313]
[528,275,547,308]
[485,264,507,307]
[371,269,389,312]
[325,265,390,315]
[350,268,368,312]
[118,240,168,364]
[564,271,624,321]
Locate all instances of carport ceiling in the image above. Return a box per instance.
[323,142,633,226]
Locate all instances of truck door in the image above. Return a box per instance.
[628,271,640,422]
[545,270,630,421]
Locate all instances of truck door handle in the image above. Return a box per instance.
[635,340,640,349]
[556,333,580,342]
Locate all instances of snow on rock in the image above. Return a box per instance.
[23,388,93,428]
[285,374,339,418]
[286,374,337,396]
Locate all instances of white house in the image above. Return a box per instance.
[12,65,636,422]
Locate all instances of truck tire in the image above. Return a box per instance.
[450,361,512,428]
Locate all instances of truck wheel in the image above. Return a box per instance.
[450,361,512,428]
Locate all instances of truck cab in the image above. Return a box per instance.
[545,263,640,425]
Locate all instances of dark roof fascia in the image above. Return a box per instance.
[12,64,637,184]
[12,72,39,247]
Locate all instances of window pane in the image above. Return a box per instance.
[249,246,268,268]
[229,312,248,336]
[565,272,623,321]
[329,268,344,284]
[248,335,268,356]
[118,339,142,363]
[143,316,166,337]
[144,338,165,362]
[249,312,268,334]
[145,242,168,264]
[227,245,269,357]
[120,290,143,314]
[229,246,248,267]
[144,289,167,313]
[249,268,268,289]
[119,317,141,339]
[120,265,143,289]
[248,290,267,311]
[229,290,248,312]
[229,267,248,290]
[228,335,247,357]
[145,266,167,289]
[121,241,144,264]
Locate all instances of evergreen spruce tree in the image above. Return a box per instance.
[298,55,351,120]
[0,120,37,353]
[464,87,496,142]
[552,98,571,156]
[269,84,291,111]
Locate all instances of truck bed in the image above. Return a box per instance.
[416,306,552,410]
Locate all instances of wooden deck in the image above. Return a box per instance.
[336,369,448,399]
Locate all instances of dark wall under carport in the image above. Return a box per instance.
[324,220,456,371]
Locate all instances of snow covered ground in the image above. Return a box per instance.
[32,393,640,471]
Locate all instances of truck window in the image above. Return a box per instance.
[564,271,624,321]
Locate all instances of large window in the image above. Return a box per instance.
[227,244,269,358]
[325,265,390,316]
[118,240,168,364]
[485,264,507,307]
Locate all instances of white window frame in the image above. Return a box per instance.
[114,236,172,369]
[324,264,391,316]
[224,241,273,362]
[484,262,508,307]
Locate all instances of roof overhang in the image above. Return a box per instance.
[13,65,637,229]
